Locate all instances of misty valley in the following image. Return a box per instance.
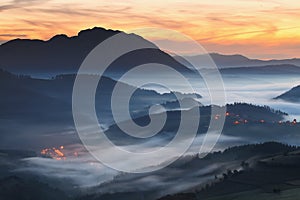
[1,27,300,200]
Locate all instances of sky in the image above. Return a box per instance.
[1,0,300,59]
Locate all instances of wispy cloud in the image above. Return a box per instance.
[0,0,300,59]
[198,26,300,42]
[0,33,27,37]
[0,0,49,11]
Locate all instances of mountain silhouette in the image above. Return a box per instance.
[2,27,300,75]
[0,27,192,76]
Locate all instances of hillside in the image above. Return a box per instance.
[1,142,299,200]
[104,103,290,147]
[73,142,299,200]
[0,69,200,149]
[158,143,300,200]
[274,85,300,102]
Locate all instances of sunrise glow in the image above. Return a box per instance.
[1,0,300,59]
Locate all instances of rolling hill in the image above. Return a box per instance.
[0,69,199,149]
[158,142,300,200]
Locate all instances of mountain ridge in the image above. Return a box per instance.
[1,27,300,76]
[0,27,191,76]
[183,53,300,68]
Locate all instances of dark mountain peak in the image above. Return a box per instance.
[77,26,120,37]
[76,27,120,43]
[76,27,157,50]
[0,26,176,75]
[2,27,119,47]
[49,34,69,42]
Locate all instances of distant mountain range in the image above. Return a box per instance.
[1,27,300,77]
[180,53,300,69]
[220,64,300,74]
[274,85,300,102]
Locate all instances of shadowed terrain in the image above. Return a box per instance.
[274,85,300,103]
